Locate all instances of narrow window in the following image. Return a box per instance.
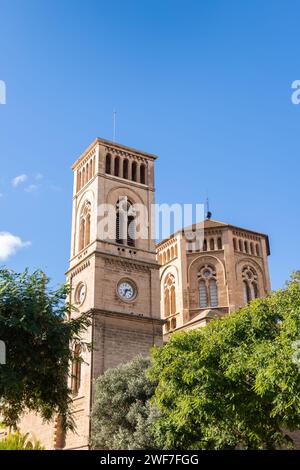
[239,239,243,251]
[244,241,249,253]
[132,161,137,181]
[250,242,254,254]
[210,239,215,250]
[164,290,170,317]
[82,167,86,187]
[79,219,85,251]
[85,214,90,246]
[217,237,222,249]
[243,281,251,304]
[203,239,207,251]
[105,154,111,174]
[209,279,218,307]
[233,238,237,250]
[170,285,176,314]
[77,171,81,192]
[140,163,146,184]
[123,159,129,179]
[127,215,135,247]
[199,280,208,308]
[114,157,120,177]
[256,244,260,256]
[88,161,92,180]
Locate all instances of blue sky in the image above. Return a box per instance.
[0,0,299,290]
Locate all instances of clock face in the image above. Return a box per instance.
[77,283,86,304]
[117,281,136,301]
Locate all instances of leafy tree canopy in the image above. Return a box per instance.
[0,268,90,431]
[91,356,159,450]
[149,272,300,450]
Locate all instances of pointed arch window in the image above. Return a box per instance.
[164,273,176,317]
[242,266,259,304]
[79,201,91,251]
[210,238,215,250]
[217,237,222,250]
[198,265,218,308]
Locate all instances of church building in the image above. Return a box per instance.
[10,138,271,449]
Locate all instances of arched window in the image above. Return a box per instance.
[105,154,111,174]
[140,163,146,184]
[163,252,166,264]
[131,161,137,182]
[92,157,95,175]
[79,201,91,251]
[171,317,176,330]
[244,241,249,253]
[159,254,163,265]
[198,265,218,308]
[164,273,176,317]
[82,167,86,187]
[116,197,135,247]
[242,266,258,304]
[256,244,260,256]
[250,242,254,254]
[71,344,81,396]
[203,239,207,251]
[233,238,237,250]
[210,238,215,251]
[166,249,170,262]
[217,237,222,250]
[239,239,243,251]
[123,159,129,179]
[171,246,174,259]
[88,161,92,180]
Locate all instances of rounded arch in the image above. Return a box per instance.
[187,254,226,284]
[235,257,266,292]
[105,185,145,207]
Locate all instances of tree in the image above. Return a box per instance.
[149,272,300,450]
[91,356,158,450]
[0,268,90,431]
[0,429,44,450]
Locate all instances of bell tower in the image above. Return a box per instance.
[65,138,163,449]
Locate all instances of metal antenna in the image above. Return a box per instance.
[113,109,116,142]
[206,197,212,220]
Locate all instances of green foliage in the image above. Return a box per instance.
[0,430,44,450]
[0,268,91,431]
[149,272,300,450]
[91,355,159,450]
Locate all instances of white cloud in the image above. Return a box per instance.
[0,232,31,261]
[12,174,28,187]
[25,184,38,193]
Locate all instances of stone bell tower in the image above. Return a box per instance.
[64,138,163,449]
